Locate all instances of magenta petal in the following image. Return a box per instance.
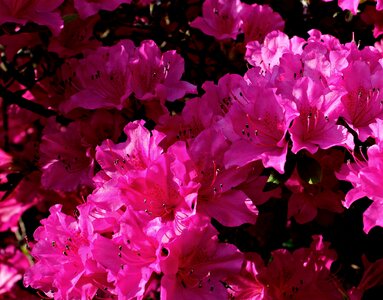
[199,190,258,226]
[363,201,383,233]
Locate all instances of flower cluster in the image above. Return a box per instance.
[1,0,383,299]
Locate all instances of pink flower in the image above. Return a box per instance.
[24,204,108,300]
[340,61,383,141]
[156,96,214,149]
[62,40,135,112]
[94,120,199,233]
[253,236,341,299]
[274,32,348,98]
[190,0,243,40]
[0,172,42,232]
[0,149,11,167]
[228,237,341,299]
[95,120,165,181]
[156,74,249,148]
[48,15,101,57]
[336,157,366,209]
[130,40,196,102]
[240,3,285,43]
[336,125,383,232]
[322,0,360,15]
[189,128,258,226]
[74,0,132,19]
[35,58,80,110]
[40,110,125,193]
[237,161,282,206]
[1,245,29,296]
[200,73,250,117]
[117,141,199,229]
[0,0,64,35]
[288,78,353,154]
[338,0,360,15]
[40,119,94,192]
[159,216,243,299]
[222,74,295,173]
[245,31,305,72]
[226,253,265,300]
[91,209,161,299]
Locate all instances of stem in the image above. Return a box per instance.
[0,85,71,125]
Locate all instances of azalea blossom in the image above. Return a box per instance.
[190,0,243,40]
[0,0,64,35]
[159,216,243,299]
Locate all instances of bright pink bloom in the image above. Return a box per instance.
[189,128,258,226]
[159,216,243,299]
[0,245,29,296]
[156,97,214,149]
[370,118,383,143]
[336,158,366,209]
[339,61,383,141]
[74,0,132,19]
[200,73,250,117]
[274,32,349,98]
[0,197,31,232]
[190,0,243,40]
[222,74,296,173]
[245,31,305,72]
[24,204,108,300]
[336,123,383,232]
[322,0,359,15]
[0,149,11,166]
[289,78,353,154]
[338,0,359,15]
[130,40,196,102]
[0,0,64,35]
[94,121,199,232]
[91,209,161,299]
[116,141,199,229]
[156,74,248,148]
[62,40,135,112]
[95,120,165,181]
[240,3,285,43]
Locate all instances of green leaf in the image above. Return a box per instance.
[63,14,78,24]
[267,172,280,185]
[282,238,295,249]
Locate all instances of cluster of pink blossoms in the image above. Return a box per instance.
[1,0,383,299]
